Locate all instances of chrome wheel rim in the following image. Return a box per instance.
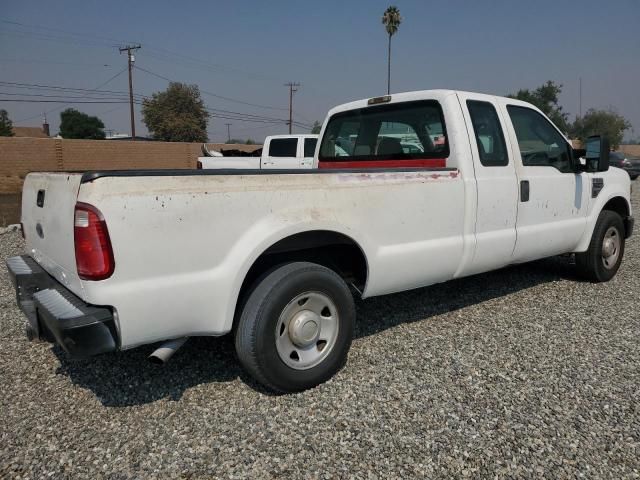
[275,291,339,370]
[601,226,621,269]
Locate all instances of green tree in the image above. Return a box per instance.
[508,81,569,132]
[59,108,106,139]
[571,109,631,149]
[382,6,402,95]
[0,109,15,136]
[311,121,322,134]
[142,82,209,142]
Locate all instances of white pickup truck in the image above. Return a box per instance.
[197,134,318,170]
[8,90,633,393]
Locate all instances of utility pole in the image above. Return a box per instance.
[284,82,300,134]
[578,77,582,118]
[119,44,141,140]
[225,123,232,143]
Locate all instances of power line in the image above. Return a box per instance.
[14,67,129,123]
[2,19,317,128]
[203,107,311,128]
[4,77,311,127]
[132,64,311,128]
[0,80,310,124]
[0,58,112,68]
[95,104,129,116]
[0,29,117,49]
[0,80,142,98]
[1,19,284,84]
[0,19,132,45]
[0,99,135,104]
[205,106,295,123]
[141,48,282,84]
[133,65,288,112]
[0,91,132,100]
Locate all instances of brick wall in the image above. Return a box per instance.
[620,145,640,157]
[0,137,202,225]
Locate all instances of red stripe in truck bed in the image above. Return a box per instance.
[318,159,447,169]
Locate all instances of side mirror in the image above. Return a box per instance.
[585,135,610,172]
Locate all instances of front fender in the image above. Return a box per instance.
[575,187,631,252]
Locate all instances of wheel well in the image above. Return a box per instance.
[602,196,629,220]
[237,231,368,316]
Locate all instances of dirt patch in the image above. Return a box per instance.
[0,194,21,226]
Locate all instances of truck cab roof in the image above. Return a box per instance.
[328,89,543,117]
[266,134,318,140]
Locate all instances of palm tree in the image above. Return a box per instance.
[382,6,402,95]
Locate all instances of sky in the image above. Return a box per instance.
[1,0,639,143]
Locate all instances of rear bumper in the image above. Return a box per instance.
[6,255,118,357]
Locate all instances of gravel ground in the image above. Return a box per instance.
[1,185,639,479]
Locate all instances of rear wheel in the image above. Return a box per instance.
[576,210,625,282]
[235,262,355,393]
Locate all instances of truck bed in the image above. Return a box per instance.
[21,167,464,348]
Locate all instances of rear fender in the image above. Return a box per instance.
[222,217,371,333]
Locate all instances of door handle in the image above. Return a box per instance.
[520,180,530,202]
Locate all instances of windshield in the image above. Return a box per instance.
[318,100,449,162]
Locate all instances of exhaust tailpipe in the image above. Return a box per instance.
[149,337,188,364]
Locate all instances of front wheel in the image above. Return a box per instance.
[235,262,355,393]
[576,210,625,282]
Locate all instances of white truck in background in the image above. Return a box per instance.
[7,90,633,393]
[198,134,318,170]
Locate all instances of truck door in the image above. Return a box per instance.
[501,103,590,261]
[300,137,317,168]
[457,93,518,275]
[262,137,300,169]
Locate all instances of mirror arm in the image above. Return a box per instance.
[572,148,587,173]
[573,148,586,158]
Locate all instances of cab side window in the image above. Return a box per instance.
[304,138,317,157]
[506,106,572,172]
[269,138,297,157]
[467,100,508,167]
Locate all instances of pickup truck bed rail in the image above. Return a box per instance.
[80,167,457,183]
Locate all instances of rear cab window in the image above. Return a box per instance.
[304,138,317,158]
[268,138,298,157]
[318,100,449,168]
[466,100,508,167]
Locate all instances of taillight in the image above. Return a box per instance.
[196,160,203,169]
[74,202,114,280]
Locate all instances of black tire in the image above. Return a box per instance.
[235,262,355,393]
[575,210,625,282]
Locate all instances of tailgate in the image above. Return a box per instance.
[21,172,84,296]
